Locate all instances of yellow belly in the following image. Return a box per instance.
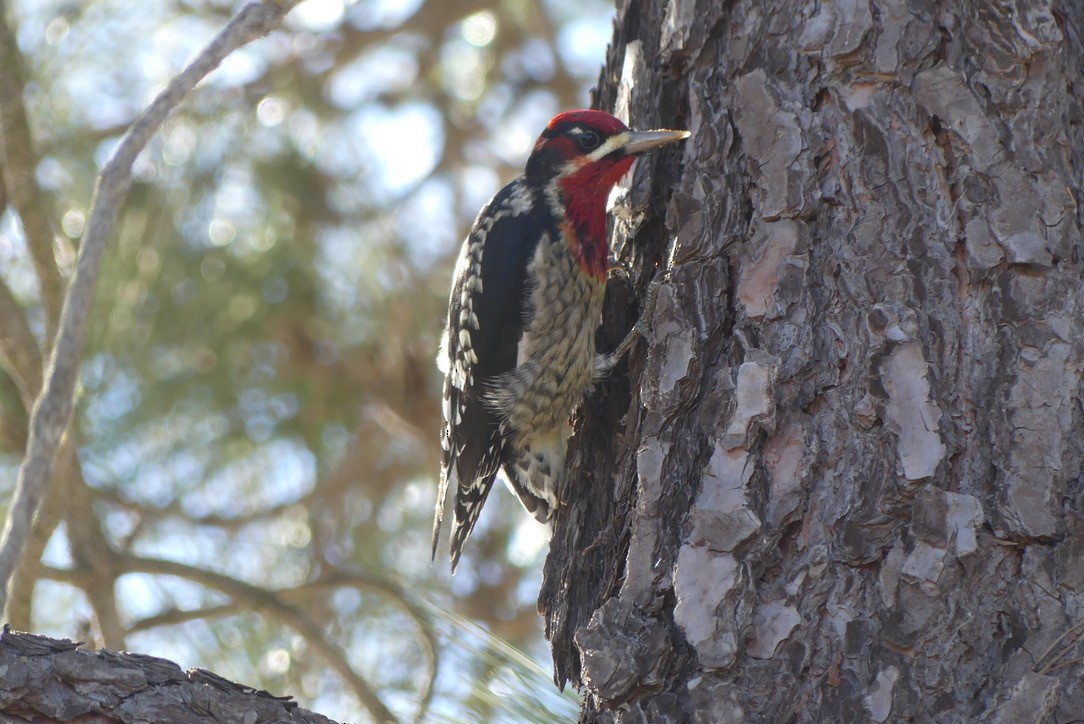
[486,232,605,444]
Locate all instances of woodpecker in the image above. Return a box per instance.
[433,110,689,571]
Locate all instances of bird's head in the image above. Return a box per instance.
[524,109,689,277]
[526,110,689,195]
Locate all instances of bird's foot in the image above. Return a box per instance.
[607,257,634,283]
[595,269,669,376]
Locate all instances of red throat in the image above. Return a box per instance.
[557,155,636,280]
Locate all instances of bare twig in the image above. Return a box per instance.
[0,277,42,408]
[0,0,65,340]
[3,452,65,630]
[0,274,52,628]
[95,485,320,534]
[63,461,126,650]
[0,0,301,614]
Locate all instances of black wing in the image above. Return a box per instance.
[433,178,554,570]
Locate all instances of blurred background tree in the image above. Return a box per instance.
[0,0,616,719]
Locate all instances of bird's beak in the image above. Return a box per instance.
[622,128,691,155]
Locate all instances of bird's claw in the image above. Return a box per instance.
[607,258,634,283]
[596,268,670,376]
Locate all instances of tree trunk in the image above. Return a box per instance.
[540,0,1084,720]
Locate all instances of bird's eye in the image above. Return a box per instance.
[576,130,601,151]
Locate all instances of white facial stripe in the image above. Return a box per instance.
[587,131,628,162]
[556,129,630,176]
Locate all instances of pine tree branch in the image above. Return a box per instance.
[0,627,339,723]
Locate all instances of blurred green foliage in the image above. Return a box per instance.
[0,0,613,718]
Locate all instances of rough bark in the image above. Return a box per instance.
[0,628,337,723]
[540,0,1084,721]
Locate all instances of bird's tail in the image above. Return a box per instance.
[505,436,565,524]
[449,471,499,573]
